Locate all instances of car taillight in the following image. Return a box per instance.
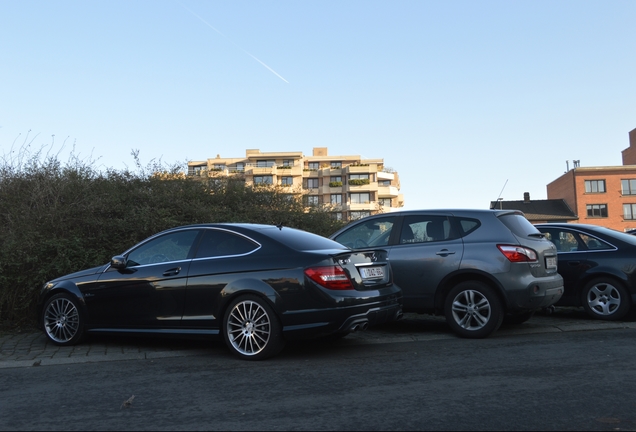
[497,245,538,262]
[304,266,354,290]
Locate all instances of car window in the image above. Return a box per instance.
[400,215,454,244]
[333,216,395,248]
[195,229,259,258]
[539,228,581,252]
[126,230,200,266]
[579,234,612,250]
[455,217,481,237]
[499,213,542,237]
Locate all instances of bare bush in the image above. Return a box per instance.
[0,141,345,329]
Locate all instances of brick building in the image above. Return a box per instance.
[545,128,636,231]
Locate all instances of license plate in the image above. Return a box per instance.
[545,256,557,269]
[360,266,384,279]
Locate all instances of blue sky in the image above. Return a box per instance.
[2,0,635,210]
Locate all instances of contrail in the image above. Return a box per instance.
[178,1,289,83]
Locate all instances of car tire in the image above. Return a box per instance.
[503,311,534,325]
[223,294,285,361]
[581,278,631,321]
[42,293,86,346]
[444,281,504,338]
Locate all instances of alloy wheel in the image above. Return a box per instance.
[226,300,272,357]
[451,289,492,330]
[44,296,81,344]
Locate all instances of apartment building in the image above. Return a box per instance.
[188,147,403,220]
[546,128,636,231]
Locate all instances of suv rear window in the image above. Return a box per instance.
[498,213,541,237]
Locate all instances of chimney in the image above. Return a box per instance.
[524,192,530,202]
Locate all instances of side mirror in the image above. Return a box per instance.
[110,255,127,269]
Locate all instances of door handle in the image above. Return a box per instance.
[163,267,181,276]
[567,261,580,266]
[436,249,456,257]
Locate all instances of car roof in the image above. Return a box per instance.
[348,209,524,218]
[535,223,610,230]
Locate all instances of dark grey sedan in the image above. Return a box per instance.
[535,223,636,320]
[331,210,563,338]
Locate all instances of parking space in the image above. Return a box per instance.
[2,308,636,369]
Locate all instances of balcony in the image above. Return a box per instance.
[377,171,395,181]
[345,181,378,192]
[344,164,378,174]
[377,186,399,197]
[276,165,303,176]
[345,202,376,212]
[247,165,277,175]
[323,168,342,177]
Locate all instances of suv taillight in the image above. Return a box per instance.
[305,266,354,290]
[497,245,538,262]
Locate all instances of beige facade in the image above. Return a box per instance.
[188,147,404,220]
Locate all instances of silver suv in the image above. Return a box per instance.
[330,209,564,338]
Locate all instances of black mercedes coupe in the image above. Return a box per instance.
[38,224,402,360]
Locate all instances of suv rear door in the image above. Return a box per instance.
[387,213,463,310]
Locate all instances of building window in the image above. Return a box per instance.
[379,198,391,207]
[308,162,319,170]
[256,160,274,168]
[586,204,608,218]
[584,180,606,193]
[234,163,245,172]
[253,175,273,185]
[349,174,370,186]
[191,166,205,175]
[282,159,293,167]
[331,194,342,205]
[624,204,636,220]
[306,178,319,189]
[349,174,369,180]
[350,211,371,220]
[331,161,342,169]
[379,180,391,186]
[307,195,320,206]
[329,176,342,187]
[212,164,225,171]
[350,193,371,204]
[281,177,293,186]
[621,179,636,195]
[332,212,343,221]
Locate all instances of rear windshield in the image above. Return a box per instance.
[498,213,542,237]
[260,226,350,251]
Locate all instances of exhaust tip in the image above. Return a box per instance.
[360,322,369,331]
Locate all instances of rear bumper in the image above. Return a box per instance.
[506,275,564,312]
[280,293,403,340]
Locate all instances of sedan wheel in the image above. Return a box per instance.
[444,281,503,338]
[42,293,85,345]
[582,278,630,321]
[223,295,285,360]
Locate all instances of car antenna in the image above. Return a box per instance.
[275,222,284,230]
[495,179,508,209]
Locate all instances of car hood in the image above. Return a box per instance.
[49,264,109,283]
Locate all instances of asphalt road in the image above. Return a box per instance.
[2,309,636,431]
